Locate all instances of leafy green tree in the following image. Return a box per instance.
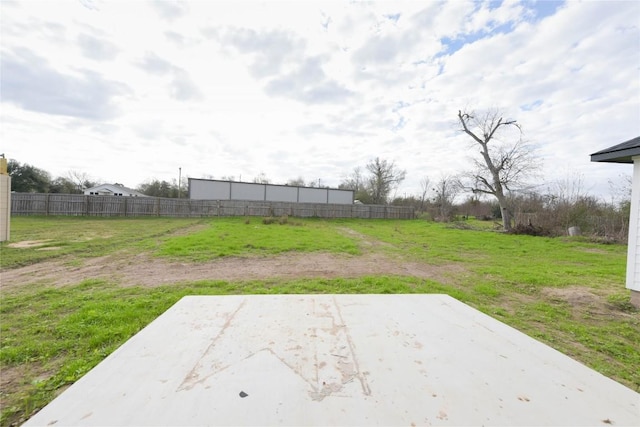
[137,179,187,198]
[138,180,172,197]
[49,177,79,193]
[7,159,51,192]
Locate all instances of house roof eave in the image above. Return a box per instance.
[590,136,640,164]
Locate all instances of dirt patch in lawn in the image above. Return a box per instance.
[0,251,464,290]
[543,286,603,307]
[541,286,638,320]
[6,240,52,249]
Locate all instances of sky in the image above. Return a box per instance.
[1,0,639,201]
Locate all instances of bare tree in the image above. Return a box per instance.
[549,172,587,206]
[339,167,364,192]
[418,176,431,212]
[433,175,460,221]
[340,161,406,204]
[287,177,307,187]
[67,170,95,192]
[608,173,632,207]
[366,157,406,205]
[339,167,371,202]
[252,172,270,184]
[457,109,538,231]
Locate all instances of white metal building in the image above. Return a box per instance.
[189,178,354,205]
[591,136,640,307]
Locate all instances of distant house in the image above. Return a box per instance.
[84,184,148,197]
[591,136,640,307]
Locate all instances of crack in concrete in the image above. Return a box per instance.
[177,298,247,391]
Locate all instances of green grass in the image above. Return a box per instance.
[0,216,208,269]
[155,217,360,260]
[0,217,360,268]
[344,219,625,288]
[1,216,638,426]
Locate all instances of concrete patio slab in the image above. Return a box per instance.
[24,294,639,426]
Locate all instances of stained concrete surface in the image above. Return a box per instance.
[24,294,640,426]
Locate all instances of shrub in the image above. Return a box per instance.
[509,222,552,237]
[262,217,277,225]
[261,215,302,226]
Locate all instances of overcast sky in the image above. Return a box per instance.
[1,0,638,200]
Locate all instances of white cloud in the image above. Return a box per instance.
[264,56,353,104]
[150,0,190,21]
[1,48,129,120]
[169,69,203,101]
[0,0,637,199]
[138,52,175,75]
[217,27,305,78]
[77,32,119,61]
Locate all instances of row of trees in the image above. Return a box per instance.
[7,161,97,194]
[386,172,630,242]
[6,159,189,198]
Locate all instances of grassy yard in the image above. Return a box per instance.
[1,216,638,426]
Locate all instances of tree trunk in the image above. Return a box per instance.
[496,193,512,231]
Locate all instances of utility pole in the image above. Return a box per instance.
[178,167,182,199]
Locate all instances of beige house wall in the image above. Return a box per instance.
[0,174,11,242]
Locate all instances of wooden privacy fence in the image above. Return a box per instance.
[10,193,415,219]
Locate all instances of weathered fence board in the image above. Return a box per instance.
[10,194,415,219]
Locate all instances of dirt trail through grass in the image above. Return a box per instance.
[0,233,462,290]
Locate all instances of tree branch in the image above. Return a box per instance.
[458,110,486,145]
